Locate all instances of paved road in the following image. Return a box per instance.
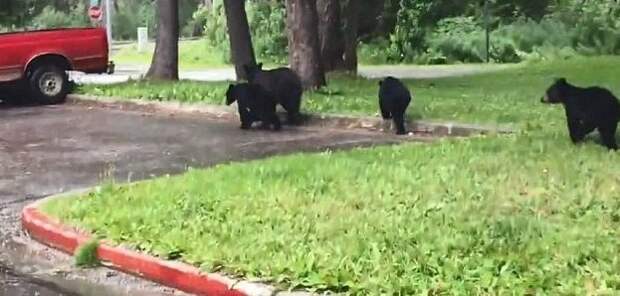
[70,63,514,85]
[0,102,416,295]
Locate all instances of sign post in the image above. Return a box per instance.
[137,27,148,53]
[105,0,112,53]
[484,0,490,63]
[88,0,111,52]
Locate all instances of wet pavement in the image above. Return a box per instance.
[0,102,418,295]
[1,264,79,296]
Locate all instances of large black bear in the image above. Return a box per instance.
[541,78,620,150]
[243,63,303,125]
[226,83,281,131]
[378,76,412,135]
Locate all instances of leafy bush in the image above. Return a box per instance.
[31,4,90,29]
[203,0,288,64]
[184,4,210,37]
[567,0,620,55]
[423,17,519,64]
[112,1,156,40]
[247,1,288,64]
[388,0,433,63]
[358,38,393,65]
[203,3,232,63]
[379,0,620,64]
[425,17,486,63]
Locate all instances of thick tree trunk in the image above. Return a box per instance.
[316,0,344,72]
[357,0,385,39]
[223,0,256,81]
[286,0,326,89]
[340,0,359,73]
[146,0,179,80]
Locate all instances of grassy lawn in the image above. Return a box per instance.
[112,40,229,69]
[81,56,620,127]
[46,56,620,294]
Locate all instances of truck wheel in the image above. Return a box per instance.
[1,95,25,106]
[28,65,69,105]
[0,82,27,105]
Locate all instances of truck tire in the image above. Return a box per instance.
[28,64,69,105]
[1,95,25,106]
[0,82,27,105]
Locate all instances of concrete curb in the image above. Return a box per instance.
[67,94,514,137]
[21,193,297,296]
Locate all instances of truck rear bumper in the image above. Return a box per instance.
[107,61,115,74]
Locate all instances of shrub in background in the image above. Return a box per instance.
[31,4,89,29]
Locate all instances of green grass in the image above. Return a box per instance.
[112,40,229,69]
[47,56,620,294]
[111,38,404,69]
[74,240,100,268]
[79,80,231,105]
[81,56,620,127]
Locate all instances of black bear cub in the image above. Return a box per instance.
[226,83,281,131]
[378,76,412,135]
[541,78,620,150]
[243,63,303,125]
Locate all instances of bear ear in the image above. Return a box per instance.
[555,77,567,85]
[257,62,263,69]
[378,79,383,86]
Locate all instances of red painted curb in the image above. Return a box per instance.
[22,203,247,296]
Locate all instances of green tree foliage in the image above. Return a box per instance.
[0,0,202,40]
[379,0,620,63]
[203,0,288,64]
[31,3,90,29]
[4,0,618,64]
[1,0,85,28]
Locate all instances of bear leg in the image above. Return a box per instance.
[240,121,252,130]
[393,112,407,135]
[281,98,301,125]
[567,119,586,143]
[239,107,255,130]
[379,100,392,119]
[285,111,300,125]
[271,113,282,131]
[599,125,618,150]
[257,121,271,130]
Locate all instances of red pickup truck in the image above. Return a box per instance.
[0,27,114,105]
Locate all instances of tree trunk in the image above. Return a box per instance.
[316,0,344,72]
[223,0,256,81]
[146,0,179,80]
[340,0,359,73]
[286,0,326,89]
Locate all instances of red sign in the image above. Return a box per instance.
[89,6,102,20]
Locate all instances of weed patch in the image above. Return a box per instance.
[74,240,100,268]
